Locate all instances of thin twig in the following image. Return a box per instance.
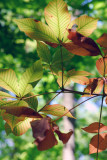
[60,45,64,90]
[38,91,62,112]
[96,57,105,160]
[22,91,61,100]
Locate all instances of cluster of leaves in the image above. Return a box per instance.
[0,0,107,157]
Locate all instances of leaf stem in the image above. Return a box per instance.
[60,45,64,90]
[38,91,62,112]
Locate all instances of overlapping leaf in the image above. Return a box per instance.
[5,118,34,136]
[1,106,42,118]
[96,33,107,49]
[40,104,75,118]
[70,15,98,37]
[0,91,15,99]
[89,133,107,154]
[37,42,74,73]
[83,57,107,96]
[57,69,91,87]
[23,92,38,111]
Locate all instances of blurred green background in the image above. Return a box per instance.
[0,0,107,159]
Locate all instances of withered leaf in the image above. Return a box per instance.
[53,125,73,144]
[89,133,107,154]
[31,118,58,151]
[82,122,107,133]
[1,106,42,118]
[66,28,101,56]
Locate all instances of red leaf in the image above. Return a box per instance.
[82,122,107,133]
[53,125,73,144]
[31,118,58,151]
[66,28,101,56]
[89,133,107,154]
[96,57,107,76]
[1,106,42,118]
[96,33,107,49]
[63,42,99,56]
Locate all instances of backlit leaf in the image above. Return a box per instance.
[89,133,107,154]
[5,118,34,136]
[96,33,107,49]
[63,42,100,56]
[37,41,51,64]
[19,60,43,97]
[14,18,58,45]
[82,122,107,133]
[23,92,38,111]
[2,112,24,130]
[45,0,71,41]
[0,91,15,99]
[96,57,107,76]
[70,15,98,37]
[0,69,19,96]
[40,104,75,118]
[1,106,42,118]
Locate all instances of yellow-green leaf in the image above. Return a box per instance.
[45,0,71,41]
[19,60,43,97]
[0,69,19,96]
[0,91,15,99]
[5,118,34,136]
[14,18,58,44]
[40,104,75,118]
[70,15,98,36]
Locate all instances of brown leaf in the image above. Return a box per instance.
[65,28,101,56]
[96,33,107,49]
[31,118,58,151]
[53,125,73,144]
[83,78,103,97]
[105,96,107,104]
[89,133,107,154]
[96,57,107,76]
[1,106,42,118]
[82,122,107,133]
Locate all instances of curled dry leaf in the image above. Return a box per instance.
[89,133,107,154]
[30,117,73,151]
[53,124,73,144]
[82,122,107,133]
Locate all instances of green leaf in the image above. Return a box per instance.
[2,112,25,130]
[37,41,51,64]
[0,69,19,96]
[14,18,58,44]
[19,60,43,97]
[5,123,13,135]
[0,91,15,99]
[0,100,28,108]
[70,15,98,37]
[23,92,38,111]
[45,0,71,41]
[5,118,34,136]
[50,47,74,74]
[40,104,75,118]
